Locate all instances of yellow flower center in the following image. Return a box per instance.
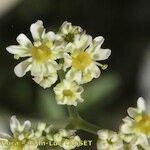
[72,52,92,71]
[63,90,73,97]
[31,43,52,64]
[134,114,150,136]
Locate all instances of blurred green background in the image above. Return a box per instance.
[0,0,150,149]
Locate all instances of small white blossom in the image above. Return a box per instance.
[35,122,53,141]
[57,21,83,45]
[0,116,37,150]
[53,79,84,106]
[6,20,62,84]
[53,129,81,150]
[97,130,124,150]
[64,35,111,84]
[120,97,150,137]
[33,72,57,89]
[120,97,150,149]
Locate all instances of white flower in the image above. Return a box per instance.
[53,129,81,150]
[33,71,57,88]
[97,130,124,150]
[120,97,150,137]
[0,116,37,150]
[119,97,150,149]
[35,122,53,141]
[57,21,83,45]
[64,35,111,84]
[6,20,62,79]
[53,79,84,106]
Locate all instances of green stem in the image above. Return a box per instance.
[77,118,100,135]
[67,106,79,118]
[66,106,100,135]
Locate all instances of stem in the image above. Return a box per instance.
[77,118,100,135]
[66,106,100,135]
[67,106,79,118]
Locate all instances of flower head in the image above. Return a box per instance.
[53,129,81,150]
[35,122,53,141]
[97,130,123,150]
[6,20,62,86]
[120,97,150,137]
[58,21,83,44]
[33,72,57,89]
[64,36,111,84]
[0,116,37,150]
[53,79,84,106]
[119,97,150,149]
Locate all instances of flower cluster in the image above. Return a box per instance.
[7,20,111,106]
[97,97,150,150]
[0,116,37,150]
[0,116,81,150]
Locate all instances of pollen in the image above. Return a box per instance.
[31,44,52,64]
[72,52,92,71]
[134,114,150,136]
[63,89,73,97]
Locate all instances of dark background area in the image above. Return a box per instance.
[0,0,150,149]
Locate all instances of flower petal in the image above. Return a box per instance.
[14,58,32,77]
[74,34,92,50]
[93,36,104,46]
[92,48,111,60]
[30,20,45,41]
[0,133,12,140]
[33,73,57,88]
[127,107,138,118]
[10,116,21,133]
[23,121,31,132]
[6,45,31,57]
[16,33,32,48]
[137,97,146,111]
[44,31,56,42]
[66,69,82,84]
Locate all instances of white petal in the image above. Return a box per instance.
[14,58,32,77]
[92,48,111,60]
[63,53,72,71]
[16,33,32,48]
[23,121,31,132]
[66,69,82,84]
[65,43,76,53]
[10,116,20,133]
[97,130,109,140]
[91,63,101,78]
[127,107,138,118]
[93,36,104,46]
[74,34,92,50]
[60,21,71,34]
[0,133,12,140]
[6,45,31,57]
[120,124,132,134]
[30,20,45,41]
[44,31,55,42]
[137,97,146,111]
[33,73,57,88]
